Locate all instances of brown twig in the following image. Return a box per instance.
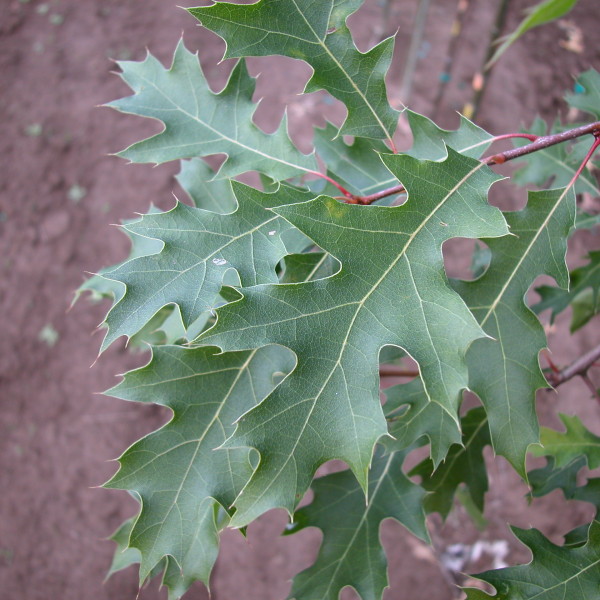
[547,344,600,404]
[379,365,420,378]
[484,121,600,166]
[546,344,600,389]
[342,121,600,205]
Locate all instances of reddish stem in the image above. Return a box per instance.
[566,132,600,189]
[542,350,561,374]
[306,170,355,200]
[484,121,600,166]
[489,132,538,143]
[547,344,600,388]
[346,121,600,205]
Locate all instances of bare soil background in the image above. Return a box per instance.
[1,1,599,599]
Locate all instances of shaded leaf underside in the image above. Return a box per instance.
[199,149,508,527]
[109,40,317,179]
[105,345,295,595]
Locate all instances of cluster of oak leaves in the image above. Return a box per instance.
[80,2,600,599]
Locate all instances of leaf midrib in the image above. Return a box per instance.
[107,213,280,336]
[133,349,258,573]
[131,70,312,174]
[231,162,487,522]
[480,186,571,327]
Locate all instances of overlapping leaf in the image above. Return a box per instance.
[528,462,600,548]
[189,0,398,140]
[108,40,317,179]
[465,520,600,600]
[531,413,600,469]
[176,158,237,213]
[533,251,600,332]
[383,378,461,467]
[453,187,576,477]
[313,110,492,198]
[410,407,490,519]
[199,148,508,527]
[100,182,314,350]
[105,345,295,597]
[285,446,428,600]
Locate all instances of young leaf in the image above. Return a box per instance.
[108,40,317,179]
[104,345,295,596]
[486,0,580,68]
[531,413,600,469]
[532,251,600,333]
[285,446,428,600]
[465,520,600,600]
[189,0,399,141]
[565,69,600,119]
[100,182,315,350]
[199,148,508,527]
[453,187,576,477]
[410,407,490,519]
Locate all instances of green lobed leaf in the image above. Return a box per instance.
[528,455,587,499]
[410,407,490,519]
[76,207,165,303]
[105,345,295,596]
[189,0,399,140]
[531,413,600,469]
[106,516,146,579]
[108,40,317,179]
[405,110,493,161]
[383,378,461,467]
[199,148,508,527]
[532,250,600,333]
[453,187,576,477]
[565,69,600,119]
[567,480,600,546]
[465,520,600,600]
[100,182,315,351]
[527,461,600,548]
[285,446,428,600]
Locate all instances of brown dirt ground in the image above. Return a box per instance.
[1,1,599,599]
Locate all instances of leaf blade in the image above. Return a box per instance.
[189,0,399,140]
[109,40,316,179]
[200,149,508,527]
